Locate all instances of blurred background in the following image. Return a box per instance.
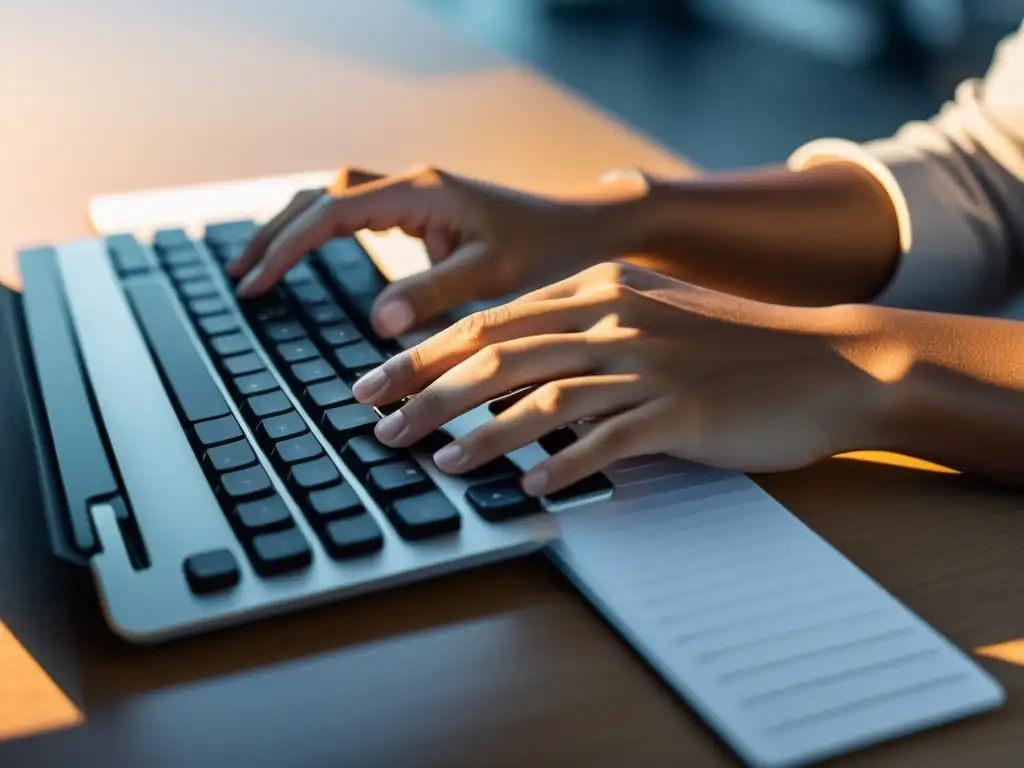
[419,0,1024,169]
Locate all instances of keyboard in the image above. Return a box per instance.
[15,221,612,642]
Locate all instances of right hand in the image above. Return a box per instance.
[228,165,641,338]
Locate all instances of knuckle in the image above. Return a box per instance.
[474,344,507,379]
[533,382,569,416]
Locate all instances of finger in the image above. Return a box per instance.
[327,167,386,195]
[520,397,671,496]
[432,375,649,475]
[423,226,456,264]
[227,187,323,278]
[352,297,598,405]
[373,333,595,447]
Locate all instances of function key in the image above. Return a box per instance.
[235,371,278,397]
[320,514,383,559]
[277,339,319,363]
[249,528,312,576]
[342,435,399,477]
[222,352,265,376]
[335,342,385,376]
[232,496,293,534]
[304,379,354,410]
[184,549,240,595]
[194,415,243,447]
[272,433,324,465]
[190,296,229,316]
[204,439,257,473]
[367,461,432,501]
[387,490,461,540]
[210,332,252,357]
[306,483,363,523]
[291,358,334,385]
[318,323,363,347]
[263,320,306,342]
[205,220,257,249]
[178,279,218,300]
[154,228,191,252]
[322,404,378,442]
[307,303,348,325]
[163,245,204,268]
[198,313,239,337]
[169,263,207,283]
[466,479,539,522]
[257,411,307,443]
[245,390,292,421]
[218,465,273,503]
[288,457,341,492]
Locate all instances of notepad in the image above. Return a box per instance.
[548,457,1004,768]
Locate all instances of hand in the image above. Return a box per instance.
[228,165,646,338]
[350,262,890,497]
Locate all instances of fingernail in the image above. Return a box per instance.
[522,469,549,497]
[375,410,407,443]
[236,268,262,298]
[353,368,388,402]
[433,443,464,473]
[375,299,414,336]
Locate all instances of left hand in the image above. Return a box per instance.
[351,262,889,497]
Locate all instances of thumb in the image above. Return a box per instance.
[371,239,492,337]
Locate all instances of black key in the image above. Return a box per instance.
[375,399,404,418]
[249,527,312,576]
[163,244,204,268]
[387,490,461,540]
[288,457,341,491]
[210,332,251,357]
[123,277,231,422]
[184,549,239,595]
[335,342,385,375]
[307,303,347,325]
[488,386,536,416]
[306,483,363,523]
[305,378,354,410]
[466,479,540,522]
[367,460,432,501]
[194,415,243,446]
[341,435,398,476]
[222,352,265,376]
[258,411,307,443]
[179,279,218,300]
[277,339,319,363]
[215,243,246,267]
[460,456,519,483]
[411,429,453,454]
[169,264,207,283]
[206,220,257,249]
[246,295,288,322]
[235,371,278,396]
[107,233,151,275]
[190,296,228,316]
[232,496,293,534]
[245,390,292,420]
[322,404,378,441]
[320,514,383,559]
[290,281,331,305]
[538,428,577,455]
[154,228,191,252]
[218,465,273,502]
[318,323,363,347]
[198,313,239,336]
[283,261,317,284]
[263,320,306,342]
[273,433,323,464]
[546,472,613,503]
[204,439,257,472]
[291,358,334,384]
[318,238,387,319]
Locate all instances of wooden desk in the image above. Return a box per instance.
[1,1,1022,765]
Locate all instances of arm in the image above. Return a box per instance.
[593,22,1024,313]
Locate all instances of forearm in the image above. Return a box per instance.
[585,163,902,306]
[843,305,1024,486]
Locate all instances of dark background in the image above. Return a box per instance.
[419,0,1023,170]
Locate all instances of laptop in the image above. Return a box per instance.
[6,171,1004,767]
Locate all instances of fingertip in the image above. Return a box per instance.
[235,268,263,298]
[372,297,415,338]
[521,468,549,498]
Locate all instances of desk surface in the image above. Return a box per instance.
[2,1,1024,766]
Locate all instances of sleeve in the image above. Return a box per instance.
[787,22,1024,314]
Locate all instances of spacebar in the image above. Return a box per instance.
[123,276,230,423]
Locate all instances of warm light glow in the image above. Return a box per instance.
[0,620,83,742]
[834,451,959,474]
[976,639,1024,667]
